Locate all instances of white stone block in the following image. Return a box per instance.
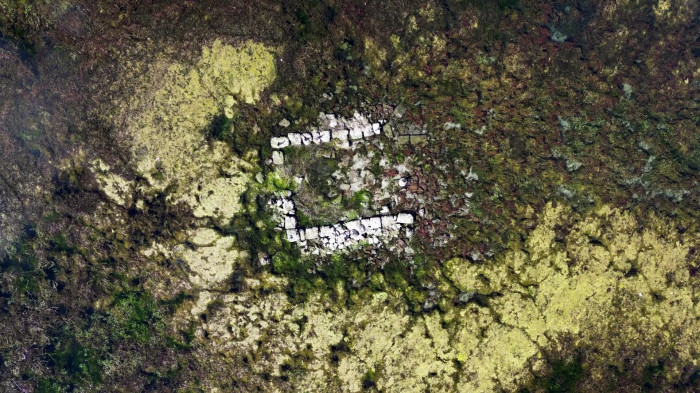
[368,217,381,229]
[288,133,302,146]
[349,127,364,140]
[397,213,414,225]
[342,220,359,232]
[311,131,322,144]
[362,125,374,138]
[319,226,334,238]
[319,131,331,142]
[372,123,381,134]
[327,114,337,128]
[271,136,290,149]
[332,130,349,141]
[286,229,300,242]
[272,151,284,165]
[282,199,295,214]
[381,215,397,228]
[301,133,312,145]
[304,227,319,240]
[284,216,297,229]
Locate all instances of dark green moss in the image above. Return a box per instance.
[44,328,103,385]
[109,290,161,343]
[523,356,585,393]
[160,291,195,314]
[362,368,378,390]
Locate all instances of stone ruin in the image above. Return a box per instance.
[269,112,384,166]
[266,112,416,256]
[268,193,414,256]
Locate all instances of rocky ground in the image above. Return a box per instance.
[0,0,698,392]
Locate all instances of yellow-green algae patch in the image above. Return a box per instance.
[90,158,134,207]
[119,39,275,221]
[186,202,696,392]
[141,230,246,289]
[109,39,276,291]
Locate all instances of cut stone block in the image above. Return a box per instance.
[332,130,349,140]
[381,215,397,228]
[320,226,334,238]
[397,213,414,225]
[272,151,284,165]
[288,133,302,146]
[286,229,300,242]
[368,217,382,229]
[304,227,319,240]
[284,216,297,229]
[349,127,364,140]
[271,137,290,149]
[301,133,313,145]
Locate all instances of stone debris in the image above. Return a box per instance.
[269,112,382,150]
[268,196,415,256]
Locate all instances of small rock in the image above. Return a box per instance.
[566,159,583,172]
[457,292,475,303]
[279,118,291,127]
[393,104,407,119]
[383,124,394,138]
[272,151,284,165]
[443,122,461,131]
